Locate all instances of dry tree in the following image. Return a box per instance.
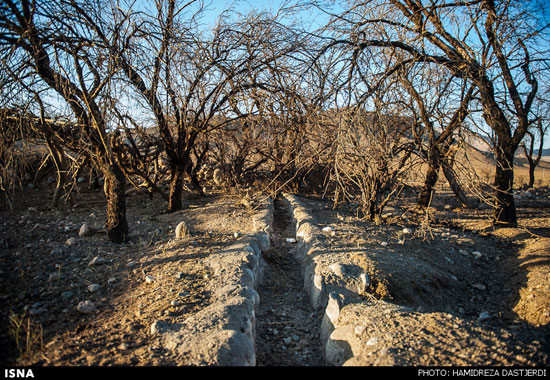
[320,0,550,227]
[0,0,131,242]
[332,104,417,222]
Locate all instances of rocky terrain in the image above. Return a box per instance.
[0,182,549,367]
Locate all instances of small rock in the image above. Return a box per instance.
[478,311,491,321]
[282,337,292,345]
[76,300,96,314]
[366,336,379,346]
[380,241,388,247]
[107,277,116,285]
[175,272,185,279]
[79,223,90,236]
[88,284,101,293]
[89,256,108,266]
[175,221,190,239]
[472,284,486,291]
[170,300,180,306]
[48,272,60,282]
[286,238,297,243]
[472,251,482,259]
[322,226,336,236]
[145,275,155,284]
[66,237,77,246]
[118,343,130,350]
[233,232,240,238]
[402,227,412,235]
[61,291,74,299]
[50,247,63,256]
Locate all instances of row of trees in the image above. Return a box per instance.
[1,0,549,242]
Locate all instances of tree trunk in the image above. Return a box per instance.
[528,164,535,188]
[44,134,67,209]
[441,150,479,209]
[418,146,442,208]
[186,163,204,196]
[51,176,66,209]
[101,163,129,243]
[168,164,184,213]
[493,146,517,226]
[477,76,520,227]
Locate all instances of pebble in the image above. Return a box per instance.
[472,251,482,259]
[79,223,90,236]
[66,237,77,246]
[61,290,74,299]
[175,221,190,239]
[366,336,379,346]
[107,277,116,285]
[472,284,486,291]
[145,275,155,284]
[89,256,108,266]
[50,247,63,255]
[478,311,491,321]
[322,226,336,236]
[282,337,292,345]
[76,300,96,314]
[402,227,412,234]
[88,284,101,292]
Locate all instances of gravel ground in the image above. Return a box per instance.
[1,182,549,366]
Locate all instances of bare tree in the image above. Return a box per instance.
[319,0,550,226]
[520,87,550,188]
[0,0,131,242]
[521,118,549,188]
[395,62,477,208]
[99,0,305,211]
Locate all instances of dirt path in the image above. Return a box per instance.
[255,199,325,366]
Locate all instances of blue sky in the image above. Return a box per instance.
[194,0,333,30]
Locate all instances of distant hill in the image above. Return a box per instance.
[534,148,550,157]
[462,130,550,167]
